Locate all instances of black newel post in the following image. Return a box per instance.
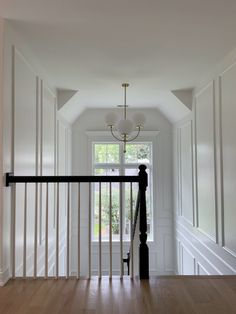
[138,164,149,279]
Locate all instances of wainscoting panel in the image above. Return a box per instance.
[181,244,195,275]
[42,84,56,177]
[179,121,194,225]
[174,65,236,274]
[197,262,209,275]
[57,120,67,219]
[41,83,56,243]
[12,46,58,277]
[56,118,72,276]
[195,82,217,241]
[13,48,37,274]
[14,48,37,176]
[220,63,236,257]
[163,234,174,272]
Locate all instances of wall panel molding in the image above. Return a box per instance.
[177,120,194,226]
[174,67,236,275]
[180,242,196,275]
[196,262,209,275]
[11,46,59,278]
[219,63,236,257]
[163,234,174,272]
[176,218,236,274]
[194,81,218,242]
[173,43,236,276]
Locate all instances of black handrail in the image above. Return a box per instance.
[5,173,139,186]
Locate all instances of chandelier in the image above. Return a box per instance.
[105,83,145,153]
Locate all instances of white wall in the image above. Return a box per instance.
[71,108,174,276]
[0,18,5,285]
[0,21,70,284]
[174,52,236,275]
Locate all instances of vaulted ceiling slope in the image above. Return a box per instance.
[1,0,236,123]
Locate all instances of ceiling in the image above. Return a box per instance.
[1,0,236,122]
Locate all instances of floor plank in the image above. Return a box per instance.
[0,276,236,314]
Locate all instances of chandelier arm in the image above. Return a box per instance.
[110,126,125,142]
[125,127,141,142]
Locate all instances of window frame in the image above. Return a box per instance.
[87,131,159,244]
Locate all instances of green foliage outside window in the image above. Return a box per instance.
[94,144,119,163]
[125,144,150,164]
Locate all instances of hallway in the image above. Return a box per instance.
[0,276,236,314]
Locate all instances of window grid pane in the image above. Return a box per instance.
[94,143,120,164]
[125,143,151,164]
[93,142,153,241]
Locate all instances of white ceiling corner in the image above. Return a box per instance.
[57,89,78,110]
[57,90,84,123]
[171,89,193,111]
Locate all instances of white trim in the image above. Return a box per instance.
[87,131,159,244]
[177,228,223,275]
[217,75,224,248]
[177,120,194,226]
[57,111,72,128]
[194,81,217,242]
[212,80,219,244]
[0,268,10,286]
[180,242,196,275]
[196,262,210,275]
[176,218,236,273]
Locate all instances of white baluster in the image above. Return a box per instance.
[77,182,80,279]
[88,182,91,278]
[45,182,49,278]
[99,182,102,278]
[66,183,70,278]
[23,183,27,278]
[109,182,112,279]
[34,183,38,278]
[11,183,16,279]
[55,182,59,278]
[120,182,123,278]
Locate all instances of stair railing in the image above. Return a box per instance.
[5,164,149,279]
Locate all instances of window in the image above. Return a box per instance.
[92,142,153,241]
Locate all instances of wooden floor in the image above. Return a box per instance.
[0,276,236,314]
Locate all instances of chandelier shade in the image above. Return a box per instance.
[132,112,146,127]
[117,118,134,135]
[105,83,145,153]
[105,112,118,126]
